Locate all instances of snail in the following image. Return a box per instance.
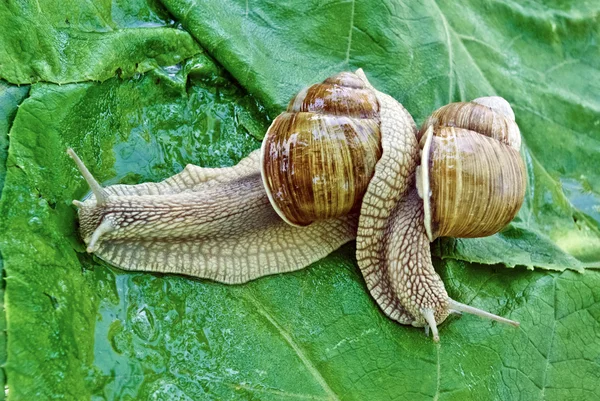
[67,69,525,342]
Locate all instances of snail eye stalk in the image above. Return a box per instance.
[448,299,520,327]
[67,148,108,206]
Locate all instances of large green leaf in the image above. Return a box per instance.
[0,0,202,83]
[0,0,599,400]
[0,81,29,401]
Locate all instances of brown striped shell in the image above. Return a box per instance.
[418,96,521,149]
[260,72,382,226]
[417,97,526,241]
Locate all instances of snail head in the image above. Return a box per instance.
[67,148,116,253]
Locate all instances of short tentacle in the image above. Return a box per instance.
[421,309,440,342]
[86,217,116,253]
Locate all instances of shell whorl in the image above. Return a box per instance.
[418,97,521,150]
[418,97,527,241]
[261,72,382,226]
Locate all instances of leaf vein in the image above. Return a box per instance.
[245,292,341,401]
[344,0,356,65]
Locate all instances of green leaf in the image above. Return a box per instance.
[0,0,202,83]
[83,257,600,400]
[0,82,29,196]
[1,1,599,400]
[0,81,29,401]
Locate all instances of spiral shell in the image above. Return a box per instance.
[418,96,521,150]
[261,72,382,226]
[417,97,526,241]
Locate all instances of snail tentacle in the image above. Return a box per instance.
[447,299,520,327]
[421,309,440,343]
[67,148,108,205]
[86,217,116,253]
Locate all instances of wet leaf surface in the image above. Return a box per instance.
[0,1,599,400]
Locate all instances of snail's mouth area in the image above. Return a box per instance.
[75,202,107,244]
[409,309,451,328]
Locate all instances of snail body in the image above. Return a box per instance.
[68,70,524,341]
[67,150,359,284]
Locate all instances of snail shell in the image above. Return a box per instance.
[417,98,527,241]
[418,96,521,149]
[260,72,382,226]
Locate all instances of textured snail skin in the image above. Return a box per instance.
[353,72,450,328]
